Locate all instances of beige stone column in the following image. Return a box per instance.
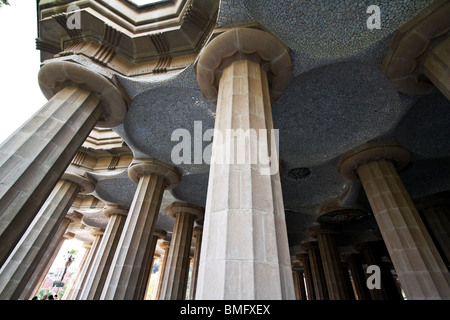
[101,158,179,300]
[0,61,127,267]
[0,171,94,300]
[139,229,167,300]
[189,226,203,300]
[338,141,450,299]
[296,253,315,300]
[62,241,92,300]
[72,228,104,299]
[155,241,170,300]
[342,253,371,300]
[382,0,450,100]
[301,241,329,300]
[415,194,450,268]
[307,226,352,300]
[160,202,203,300]
[79,205,129,300]
[195,28,295,300]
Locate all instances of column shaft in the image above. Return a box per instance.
[420,206,450,268]
[344,254,371,300]
[101,174,166,300]
[0,180,80,299]
[155,242,170,300]
[303,242,329,300]
[297,254,315,300]
[80,213,127,300]
[160,212,196,300]
[0,87,102,267]
[316,232,352,300]
[358,159,450,299]
[196,58,294,300]
[189,227,202,300]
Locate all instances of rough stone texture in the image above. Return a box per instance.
[0,86,102,267]
[0,180,80,299]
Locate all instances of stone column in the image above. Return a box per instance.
[195,28,294,300]
[0,61,127,267]
[101,158,179,300]
[62,241,92,300]
[307,226,352,300]
[342,253,371,300]
[79,205,129,300]
[415,193,450,268]
[382,0,450,100]
[0,170,94,299]
[139,229,167,300]
[338,140,450,299]
[160,202,203,300]
[155,241,170,300]
[296,253,315,300]
[301,241,329,300]
[72,228,104,299]
[189,226,203,300]
[292,264,307,300]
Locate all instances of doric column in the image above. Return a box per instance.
[342,253,371,300]
[292,263,307,300]
[338,140,450,299]
[382,0,450,100]
[62,241,92,300]
[189,226,203,300]
[139,229,167,300]
[72,228,104,299]
[160,202,203,300]
[0,61,127,267]
[101,158,180,300]
[155,241,170,300]
[307,226,352,300]
[301,241,329,300]
[195,27,294,300]
[0,170,94,300]
[79,205,129,300]
[296,253,315,300]
[415,193,450,268]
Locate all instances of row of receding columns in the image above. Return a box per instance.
[0,21,450,299]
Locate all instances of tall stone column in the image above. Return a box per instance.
[195,28,294,300]
[160,202,203,300]
[342,253,371,300]
[139,229,167,300]
[296,253,315,300]
[307,226,352,300]
[0,61,127,267]
[72,228,104,299]
[337,140,450,299]
[301,241,329,300]
[79,205,129,300]
[101,158,179,300]
[292,264,307,300]
[155,241,170,300]
[415,193,450,268]
[189,226,203,300]
[0,171,94,300]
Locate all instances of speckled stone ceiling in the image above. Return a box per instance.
[91,0,450,251]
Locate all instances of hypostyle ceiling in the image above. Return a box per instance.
[38,0,450,255]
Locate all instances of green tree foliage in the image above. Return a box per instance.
[0,0,10,7]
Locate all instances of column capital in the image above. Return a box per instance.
[337,140,410,181]
[166,201,204,220]
[38,60,128,128]
[381,0,450,97]
[306,225,342,239]
[127,158,180,189]
[193,225,203,237]
[300,240,319,251]
[154,228,167,240]
[90,227,104,237]
[414,191,450,211]
[196,27,292,104]
[63,232,76,240]
[66,210,83,224]
[62,169,96,194]
[159,240,171,251]
[103,204,129,218]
